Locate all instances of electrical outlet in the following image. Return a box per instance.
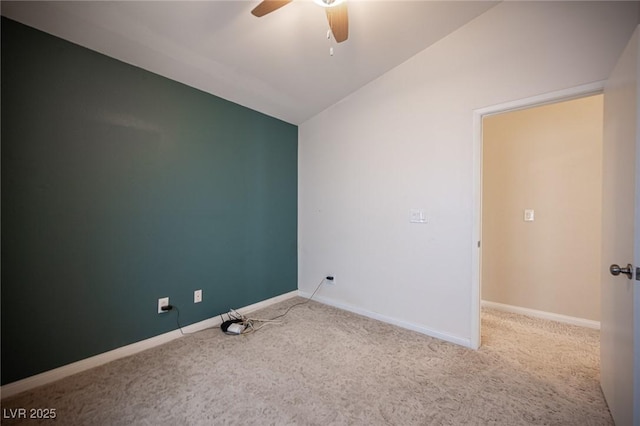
[158,297,169,313]
[194,289,202,303]
[325,275,336,285]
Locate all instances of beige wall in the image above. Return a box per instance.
[482,95,603,321]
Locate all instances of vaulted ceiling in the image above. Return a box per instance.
[1,1,498,124]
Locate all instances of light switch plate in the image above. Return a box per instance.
[524,209,535,222]
[409,209,427,224]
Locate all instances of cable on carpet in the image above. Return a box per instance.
[221,277,327,335]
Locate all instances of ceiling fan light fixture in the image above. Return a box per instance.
[313,0,345,8]
[251,0,348,43]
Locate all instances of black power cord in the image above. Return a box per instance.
[222,276,331,335]
[161,304,185,335]
[267,276,329,321]
[162,275,334,336]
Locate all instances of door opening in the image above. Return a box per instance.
[482,94,603,327]
[470,81,605,349]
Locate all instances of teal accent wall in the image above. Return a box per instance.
[1,18,298,385]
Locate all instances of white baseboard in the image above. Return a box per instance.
[298,291,473,349]
[1,290,298,399]
[481,300,600,330]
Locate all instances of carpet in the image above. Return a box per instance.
[1,298,611,425]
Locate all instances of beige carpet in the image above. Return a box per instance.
[1,298,611,425]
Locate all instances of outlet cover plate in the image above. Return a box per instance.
[194,289,202,303]
[158,297,169,313]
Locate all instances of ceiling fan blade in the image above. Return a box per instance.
[251,0,292,17]
[325,3,348,43]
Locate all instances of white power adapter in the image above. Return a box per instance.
[227,323,245,334]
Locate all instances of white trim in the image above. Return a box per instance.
[473,81,606,120]
[470,81,606,349]
[482,300,601,330]
[229,290,299,318]
[471,108,483,350]
[299,291,472,348]
[0,291,298,399]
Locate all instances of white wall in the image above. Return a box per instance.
[299,1,638,346]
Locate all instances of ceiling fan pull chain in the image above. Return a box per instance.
[326,26,335,56]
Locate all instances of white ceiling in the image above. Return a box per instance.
[1,1,498,124]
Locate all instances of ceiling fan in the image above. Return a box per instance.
[251,0,349,43]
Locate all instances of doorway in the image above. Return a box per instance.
[482,94,603,324]
[470,82,606,349]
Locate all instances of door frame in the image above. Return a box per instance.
[470,80,606,349]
